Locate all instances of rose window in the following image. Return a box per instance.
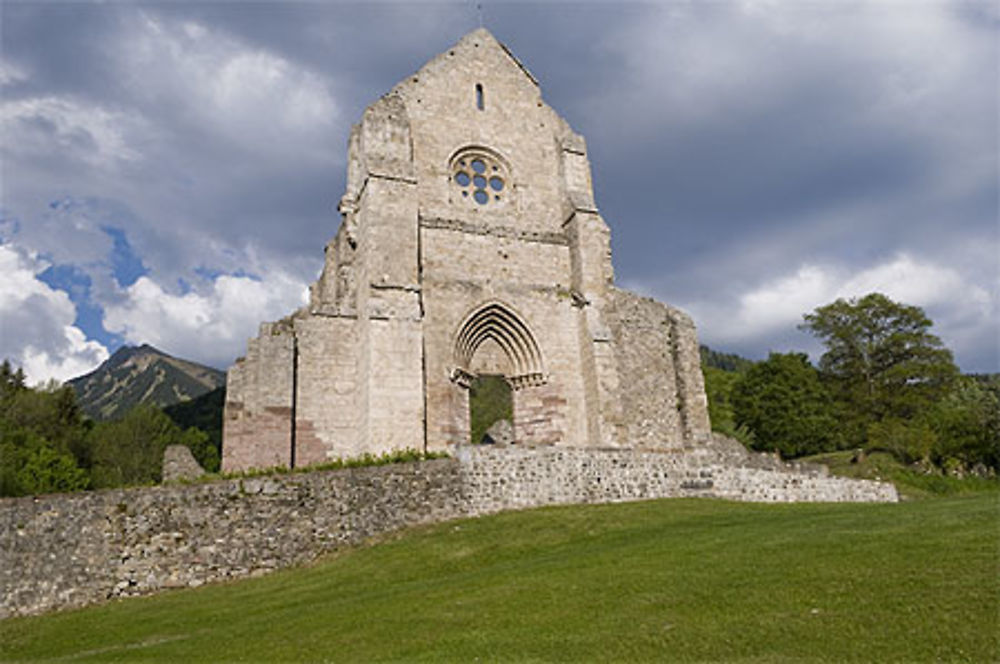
[452,151,507,206]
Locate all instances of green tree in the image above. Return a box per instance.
[801,293,958,445]
[178,425,219,473]
[0,361,216,494]
[730,352,840,458]
[0,426,89,496]
[924,376,1000,471]
[867,418,937,466]
[88,405,178,487]
[16,443,89,494]
[0,365,92,496]
[163,386,224,472]
[700,345,755,373]
[0,381,89,462]
[88,404,213,487]
[702,366,755,447]
[0,359,26,399]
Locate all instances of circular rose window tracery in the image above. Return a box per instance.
[452,149,508,206]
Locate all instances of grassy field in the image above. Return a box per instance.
[2,489,997,663]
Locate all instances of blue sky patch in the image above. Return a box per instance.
[101,226,147,287]
[37,263,123,350]
[195,266,261,282]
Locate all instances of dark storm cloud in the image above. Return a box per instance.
[1,4,124,98]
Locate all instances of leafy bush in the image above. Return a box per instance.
[923,376,1000,471]
[867,418,937,466]
[0,428,89,496]
[88,405,216,488]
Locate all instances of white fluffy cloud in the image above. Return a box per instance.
[0,9,342,380]
[103,270,309,368]
[0,245,108,384]
[682,253,996,368]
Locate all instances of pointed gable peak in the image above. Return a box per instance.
[459,27,496,43]
[448,28,539,87]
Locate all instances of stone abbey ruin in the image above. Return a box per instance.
[2,30,897,620]
[223,28,712,470]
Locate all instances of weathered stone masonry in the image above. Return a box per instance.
[0,29,903,621]
[222,28,712,470]
[1,445,896,619]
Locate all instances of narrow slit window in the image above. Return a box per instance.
[476,83,484,111]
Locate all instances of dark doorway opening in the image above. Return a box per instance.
[468,374,512,444]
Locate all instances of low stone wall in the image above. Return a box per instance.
[456,444,897,512]
[0,444,895,619]
[0,460,467,619]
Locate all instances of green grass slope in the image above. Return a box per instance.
[2,495,996,662]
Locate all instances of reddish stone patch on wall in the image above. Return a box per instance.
[514,383,567,446]
[294,418,329,467]
[222,405,293,471]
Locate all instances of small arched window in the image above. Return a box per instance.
[475,83,484,111]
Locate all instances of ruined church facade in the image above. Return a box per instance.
[223,29,711,471]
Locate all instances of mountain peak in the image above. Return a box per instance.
[68,346,225,420]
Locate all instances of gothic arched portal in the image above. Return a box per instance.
[448,302,557,447]
[450,302,546,390]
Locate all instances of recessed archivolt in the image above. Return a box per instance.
[451,302,546,390]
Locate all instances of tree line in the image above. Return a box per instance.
[0,362,220,497]
[3,291,995,496]
[704,293,999,474]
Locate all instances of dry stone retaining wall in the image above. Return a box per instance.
[1,445,895,619]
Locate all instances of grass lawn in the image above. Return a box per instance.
[1,493,997,662]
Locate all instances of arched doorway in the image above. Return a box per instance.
[451,302,548,445]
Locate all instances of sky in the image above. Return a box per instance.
[1,0,997,384]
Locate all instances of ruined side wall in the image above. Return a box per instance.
[222,321,296,471]
[605,288,711,448]
[2,447,896,619]
[294,316,360,463]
